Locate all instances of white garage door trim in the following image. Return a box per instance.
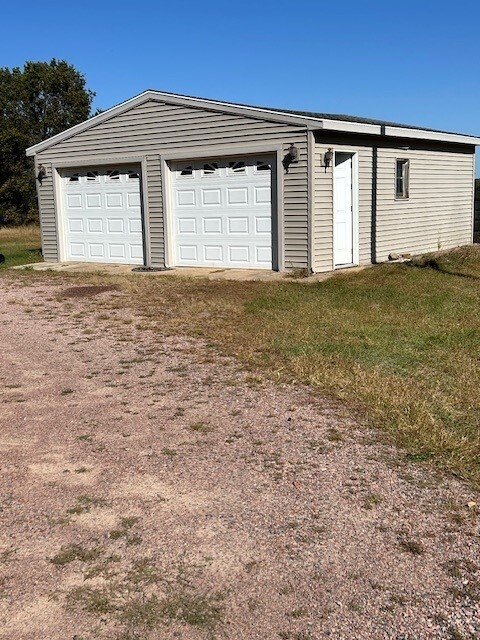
[58,165,145,265]
[169,155,276,269]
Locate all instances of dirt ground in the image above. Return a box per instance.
[0,275,479,640]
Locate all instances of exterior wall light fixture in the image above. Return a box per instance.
[37,164,47,184]
[282,143,299,173]
[323,148,333,172]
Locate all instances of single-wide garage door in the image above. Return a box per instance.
[171,156,274,268]
[62,166,144,264]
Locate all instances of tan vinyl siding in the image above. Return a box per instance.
[36,100,308,269]
[313,142,372,272]
[36,163,58,261]
[145,154,163,265]
[376,148,474,260]
[475,179,480,239]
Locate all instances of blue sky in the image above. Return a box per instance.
[2,0,479,171]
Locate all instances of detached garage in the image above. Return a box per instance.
[26,90,479,273]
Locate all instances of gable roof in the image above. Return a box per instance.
[26,89,480,156]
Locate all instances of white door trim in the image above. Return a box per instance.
[332,150,359,269]
[161,147,283,271]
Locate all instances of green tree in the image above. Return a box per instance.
[0,59,95,225]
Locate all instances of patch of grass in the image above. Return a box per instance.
[326,428,344,443]
[0,225,43,269]
[67,585,115,614]
[83,554,122,580]
[156,591,224,627]
[362,493,382,510]
[50,544,103,567]
[126,557,160,587]
[0,549,16,563]
[398,538,425,555]
[65,553,224,635]
[109,516,140,541]
[60,388,74,396]
[189,421,214,434]
[66,494,107,515]
[161,447,177,458]
[411,245,480,279]
[287,607,308,618]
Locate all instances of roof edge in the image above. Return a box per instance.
[26,90,480,157]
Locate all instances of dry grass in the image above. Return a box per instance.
[411,244,480,279]
[3,231,480,483]
[117,250,480,485]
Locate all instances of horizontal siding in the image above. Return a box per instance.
[145,155,163,265]
[475,179,480,238]
[36,100,308,269]
[37,163,58,261]
[313,142,373,273]
[376,148,474,260]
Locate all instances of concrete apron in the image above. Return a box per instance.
[12,261,364,282]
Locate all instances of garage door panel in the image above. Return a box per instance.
[106,193,123,208]
[179,245,198,261]
[178,218,197,234]
[204,246,223,262]
[67,194,82,209]
[128,219,143,234]
[87,219,103,233]
[228,218,249,234]
[229,246,250,263]
[62,166,143,265]
[129,244,144,260]
[70,243,86,258]
[86,193,102,208]
[172,156,273,268]
[203,218,222,234]
[127,192,141,207]
[254,186,271,204]
[177,190,196,207]
[68,219,84,233]
[89,244,105,258]
[227,188,248,205]
[202,189,221,206]
[256,247,272,263]
[255,217,271,233]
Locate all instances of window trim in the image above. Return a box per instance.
[395,158,410,199]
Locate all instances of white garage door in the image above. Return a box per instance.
[62,166,144,264]
[171,156,274,268]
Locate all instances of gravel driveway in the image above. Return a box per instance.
[0,275,479,640]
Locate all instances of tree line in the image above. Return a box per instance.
[0,59,95,225]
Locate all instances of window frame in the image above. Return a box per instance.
[395,158,410,200]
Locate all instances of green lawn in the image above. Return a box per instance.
[0,225,43,268]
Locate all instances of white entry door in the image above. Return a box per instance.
[171,156,273,269]
[333,153,354,267]
[62,166,144,264]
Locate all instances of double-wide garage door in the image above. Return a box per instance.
[62,166,144,264]
[171,156,274,269]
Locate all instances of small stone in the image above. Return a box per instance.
[389,252,401,261]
